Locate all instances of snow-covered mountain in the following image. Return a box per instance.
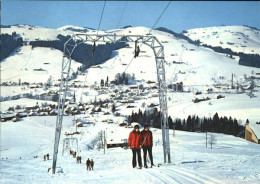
[1,24,73,41]
[1,25,260,85]
[183,25,260,54]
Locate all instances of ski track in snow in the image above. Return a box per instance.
[143,166,222,184]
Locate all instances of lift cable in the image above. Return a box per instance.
[92,0,106,57]
[78,1,106,102]
[116,1,128,29]
[148,1,171,35]
[96,0,107,37]
[123,1,171,73]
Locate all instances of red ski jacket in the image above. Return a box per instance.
[128,130,142,149]
[141,130,153,147]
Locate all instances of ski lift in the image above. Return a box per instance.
[92,41,96,57]
[134,40,140,58]
[62,138,78,156]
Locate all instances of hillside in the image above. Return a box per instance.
[0,46,81,83]
[1,116,260,183]
[1,25,260,122]
[183,25,260,55]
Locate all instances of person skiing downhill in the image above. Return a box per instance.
[141,125,154,168]
[128,125,143,169]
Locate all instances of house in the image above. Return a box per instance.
[147,103,159,108]
[106,138,128,149]
[15,112,28,118]
[192,97,210,103]
[119,122,128,127]
[29,111,38,116]
[245,122,260,144]
[169,82,183,92]
[131,122,141,128]
[147,80,156,84]
[193,91,202,95]
[26,105,39,111]
[49,109,58,116]
[214,95,225,99]
[1,113,15,122]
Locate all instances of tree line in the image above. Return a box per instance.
[1,32,23,61]
[128,109,245,138]
[30,34,127,68]
[113,72,135,85]
[201,43,260,68]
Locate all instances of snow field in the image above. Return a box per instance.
[1,115,260,184]
[1,46,81,83]
[184,26,260,54]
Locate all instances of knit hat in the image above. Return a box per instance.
[144,124,149,128]
[134,125,139,129]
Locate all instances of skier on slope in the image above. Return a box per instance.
[90,159,94,170]
[128,125,143,169]
[141,125,155,168]
[86,158,91,171]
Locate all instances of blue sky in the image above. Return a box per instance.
[2,1,260,32]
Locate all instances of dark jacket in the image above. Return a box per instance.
[86,159,91,166]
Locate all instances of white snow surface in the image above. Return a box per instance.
[184,26,260,54]
[0,46,81,83]
[1,25,73,41]
[250,122,260,139]
[1,116,260,184]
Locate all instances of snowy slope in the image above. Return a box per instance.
[0,46,81,83]
[183,26,260,54]
[85,26,260,86]
[1,25,260,122]
[1,116,260,184]
[1,25,73,41]
[2,25,260,85]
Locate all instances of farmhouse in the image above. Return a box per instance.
[1,113,15,122]
[15,112,28,118]
[214,95,225,99]
[245,122,260,144]
[106,138,128,149]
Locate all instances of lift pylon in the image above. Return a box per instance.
[52,33,171,174]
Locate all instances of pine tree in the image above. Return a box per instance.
[100,79,104,87]
[246,119,249,124]
[106,76,109,86]
[186,115,192,131]
[112,104,116,113]
[213,113,220,132]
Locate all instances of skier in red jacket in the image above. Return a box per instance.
[141,125,154,168]
[128,125,143,169]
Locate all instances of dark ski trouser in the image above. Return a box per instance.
[132,149,142,168]
[143,146,154,166]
